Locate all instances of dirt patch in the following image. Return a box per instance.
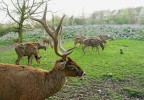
[49,78,144,100]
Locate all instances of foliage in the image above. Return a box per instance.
[61,7,144,25]
[1,24,144,45]
[0,22,18,36]
[0,24,7,36]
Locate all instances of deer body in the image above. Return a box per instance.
[0,57,83,100]
[15,42,46,65]
[97,34,113,41]
[82,37,104,54]
[74,35,86,47]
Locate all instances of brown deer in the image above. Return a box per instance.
[13,37,20,45]
[74,35,86,47]
[42,36,54,48]
[82,37,104,54]
[15,42,46,65]
[0,4,84,100]
[97,34,113,41]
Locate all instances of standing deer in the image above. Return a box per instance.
[0,4,84,100]
[82,37,104,54]
[42,36,54,48]
[15,42,46,65]
[97,34,113,41]
[74,35,86,47]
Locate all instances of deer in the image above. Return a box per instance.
[82,36,105,55]
[42,36,54,48]
[74,35,86,47]
[0,4,84,100]
[15,42,46,65]
[13,37,20,45]
[97,34,113,41]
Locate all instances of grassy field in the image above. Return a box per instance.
[0,38,144,99]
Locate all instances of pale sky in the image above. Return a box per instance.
[0,0,144,23]
[49,0,144,17]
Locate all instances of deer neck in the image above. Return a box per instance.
[44,68,66,97]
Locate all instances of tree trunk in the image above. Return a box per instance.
[18,23,23,43]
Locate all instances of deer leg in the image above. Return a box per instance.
[100,43,104,51]
[91,46,94,51]
[50,42,53,48]
[15,56,22,65]
[28,56,31,66]
[34,55,41,64]
[96,46,100,55]
[82,45,87,55]
[47,42,50,48]
[74,42,77,47]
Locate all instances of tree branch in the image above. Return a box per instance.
[2,0,19,24]
[11,0,21,14]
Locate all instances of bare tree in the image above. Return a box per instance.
[0,0,48,42]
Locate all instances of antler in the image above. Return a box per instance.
[29,3,75,60]
[49,14,66,52]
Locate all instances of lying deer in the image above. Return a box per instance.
[82,37,104,54]
[15,42,46,65]
[74,35,86,47]
[0,4,84,100]
[42,36,54,48]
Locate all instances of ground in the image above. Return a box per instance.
[0,43,144,100]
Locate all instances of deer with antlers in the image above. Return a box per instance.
[0,4,84,100]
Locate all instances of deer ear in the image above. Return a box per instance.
[59,61,67,70]
[59,58,69,70]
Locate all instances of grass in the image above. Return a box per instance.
[0,38,144,99]
[123,87,144,98]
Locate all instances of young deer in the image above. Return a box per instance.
[0,4,84,100]
[15,42,46,65]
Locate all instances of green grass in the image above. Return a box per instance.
[0,38,144,99]
[0,39,144,80]
[123,87,144,98]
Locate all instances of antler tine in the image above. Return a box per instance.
[57,26,76,53]
[54,26,75,60]
[29,3,55,39]
[48,14,55,31]
[30,3,75,59]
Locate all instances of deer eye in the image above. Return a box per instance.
[69,66,77,71]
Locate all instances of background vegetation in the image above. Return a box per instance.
[63,7,144,25]
[1,6,144,37]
